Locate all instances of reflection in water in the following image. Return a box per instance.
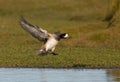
[39,69,47,82]
[38,69,107,82]
[107,69,120,82]
[0,68,120,82]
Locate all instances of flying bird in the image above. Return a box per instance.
[20,17,69,56]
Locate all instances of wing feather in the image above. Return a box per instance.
[20,17,49,42]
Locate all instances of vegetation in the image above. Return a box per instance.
[104,0,119,21]
[0,0,120,68]
[104,0,119,28]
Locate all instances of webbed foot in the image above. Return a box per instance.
[51,52,58,55]
[36,50,47,56]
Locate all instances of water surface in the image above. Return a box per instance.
[0,68,120,82]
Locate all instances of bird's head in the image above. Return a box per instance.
[60,33,69,39]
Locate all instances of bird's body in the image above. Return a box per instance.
[20,17,69,56]
[45,35,58,51]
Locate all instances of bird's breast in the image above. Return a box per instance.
[45,38,58,51]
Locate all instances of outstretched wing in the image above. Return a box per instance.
[20,17,49,42]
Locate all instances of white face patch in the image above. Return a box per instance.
[64,34,69,38]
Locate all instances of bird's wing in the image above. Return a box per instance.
[20,17,49,42]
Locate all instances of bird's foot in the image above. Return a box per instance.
[36,50,47,56]
[51,52,58,55]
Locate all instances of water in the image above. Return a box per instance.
[0,68,120,82]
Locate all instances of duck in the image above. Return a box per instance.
[20,17,69,56]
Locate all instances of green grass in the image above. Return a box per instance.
[0,0,120,68]
[1,46,120,68]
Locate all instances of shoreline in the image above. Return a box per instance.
[0,66,120,69]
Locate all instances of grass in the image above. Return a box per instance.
[1,46,120,68]
[0,0,120,68]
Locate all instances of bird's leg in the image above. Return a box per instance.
[36,49,47,56]
[36,45,48,56]
[51,52,58,55]
[48,47,58,55]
